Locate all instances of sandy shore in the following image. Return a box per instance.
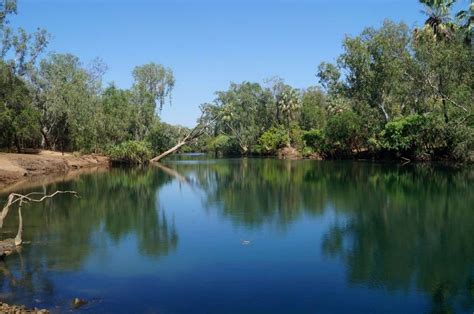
[0,151,109,190]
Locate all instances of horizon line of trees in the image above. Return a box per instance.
[1,0,182,160]
[197,0,473,162]
[1,0,473,162]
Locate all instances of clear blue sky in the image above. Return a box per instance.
[13,0,469,127]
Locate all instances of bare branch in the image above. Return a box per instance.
[0,190,77,258]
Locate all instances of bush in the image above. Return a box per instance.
[147,121,182,155]
[258,126,289,154]
[289,123,305,151]
[303,129,325,151]
[381,114,425,152]
[325,110,363,154]
[206,134,236,154]
[106,141,152,164]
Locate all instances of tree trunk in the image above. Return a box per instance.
[40,127,51,149]
[150,141,187,163]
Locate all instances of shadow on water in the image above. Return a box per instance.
[0,157,472,313]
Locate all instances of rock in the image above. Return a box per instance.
[0,302,49,313]
[72,298,87,309]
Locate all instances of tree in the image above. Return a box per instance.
[0,0,48,151]
[299,87,327,131]
[96,84,135,147]
[0,61,41,151]
[317,62,341,95]
[132,63,175,140]
[338,21,413,123]
[33,53,99,152]
[0,0,49,77]
[276,85,301,127]
[418,0,456,39]
[213,82,273,153]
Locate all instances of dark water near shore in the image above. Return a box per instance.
[0,157,473,313]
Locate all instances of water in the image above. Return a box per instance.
[0,158,473,313]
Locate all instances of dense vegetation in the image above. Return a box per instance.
[0,0,183,162]
[1,0,473,162]
[200,1,473,161]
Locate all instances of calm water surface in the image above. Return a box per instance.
[0,158,473,313]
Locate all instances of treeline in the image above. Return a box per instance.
[0,0,185,161]
[198,1,473,161]
[1,0,473,163]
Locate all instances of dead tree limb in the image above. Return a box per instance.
[0,191,78,257]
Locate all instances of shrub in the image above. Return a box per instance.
[380,114,447,158]
[289,123,305,151]
[325,110,363,154]
[303,129,325,151]
[106,140,152,164]
[258,126,289,154]
[381,114,425,152]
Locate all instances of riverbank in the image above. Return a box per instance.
[0,151,109,190]
[0,302,48,313]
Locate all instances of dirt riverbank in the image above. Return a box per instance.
[0,151,109,190]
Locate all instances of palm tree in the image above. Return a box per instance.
[454,1,473,44]
[419,0,456,39]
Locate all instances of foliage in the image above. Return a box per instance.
[258,126,289,154]
[131,63,175,139]
[303,129,326,152]
[147,121,184,155]
[325,110,364,155]
[299,87,327,131]
[0,0,472,162]
[106,141,152,164]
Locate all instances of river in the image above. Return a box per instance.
[0,157,473,313]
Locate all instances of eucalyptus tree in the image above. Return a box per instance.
[316,62,342,96]
[34,53,100,152]
[336,21,413,124]
[0,0,48,151]
[96,84,135,147]
[0,61,40,150]
[211,82,273,153]
[1,1,49,76]
[131,63,175,140]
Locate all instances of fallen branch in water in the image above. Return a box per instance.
[0,191,78,257]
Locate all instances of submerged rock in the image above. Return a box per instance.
[72,298,87,309]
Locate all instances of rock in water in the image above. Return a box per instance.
[72,298,87,309]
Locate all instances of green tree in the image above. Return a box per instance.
[212,82,273,153]
[131,63,175,140]
[97,84,135,147]
[338,21,413,123]
[299,87,327,131]
[34,53,99,152]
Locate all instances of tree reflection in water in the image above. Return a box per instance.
[0,159,472,313]
[0,167,178,306]
[168,158,474,313]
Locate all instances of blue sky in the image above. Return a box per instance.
[13,0,469,127]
